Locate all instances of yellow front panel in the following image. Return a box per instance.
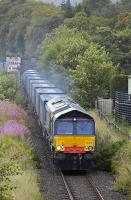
[53,136,95,151]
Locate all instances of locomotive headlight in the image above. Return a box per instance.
[88,146,94,151]
[56,145,64,151]
[56,146,61,151]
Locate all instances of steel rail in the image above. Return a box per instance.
[60,170,75,200]
[86,173,105,200]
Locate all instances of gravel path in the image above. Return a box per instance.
[89,170,126,200]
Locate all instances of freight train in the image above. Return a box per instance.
[22,69,96,170]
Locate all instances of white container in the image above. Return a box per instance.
[31,83,55,104]
[35,88,64,115]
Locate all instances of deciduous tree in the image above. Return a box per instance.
[71,44,115,107]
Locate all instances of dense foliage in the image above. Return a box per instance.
[37,0,131,107]
[0,72,27,107]
[71,44,115,107]
[0,0,131,197]
[39,26,92,69]
[0,0,63,58]
[1,0,130,105]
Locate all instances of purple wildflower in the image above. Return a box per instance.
[0,120,29,138]
[0,100,27,122]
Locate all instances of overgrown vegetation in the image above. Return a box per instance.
[112,142,131,199]
[0,135,43,200]
[38,0,131,107]
[0,71,43,200]
[91,111,131,199]
[1,0,131,106]
[0,99,43,200]
[0,0,131,198]
[0,0,63,58]
[0,72,27,107]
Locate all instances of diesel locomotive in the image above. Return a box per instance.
[23,70,96,170]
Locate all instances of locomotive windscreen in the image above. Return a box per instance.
[76,120,94,135]
[55,118,95,136]
[56,121,73,135]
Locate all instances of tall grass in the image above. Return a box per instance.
[90,111,124,171]
[90,111,121,142]
[90,111,131,198]
[11,168,44,200]
[112,142,131,200]
[0,135,45,200]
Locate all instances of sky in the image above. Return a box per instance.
[39,0,118,5]
[39,0,81,5]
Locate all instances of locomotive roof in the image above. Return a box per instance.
[46,96,93,121]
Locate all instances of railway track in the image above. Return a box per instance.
[60,170,104,200]
[21,60,126,200]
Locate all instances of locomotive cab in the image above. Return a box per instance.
[46,97,96,170]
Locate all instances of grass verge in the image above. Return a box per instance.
[11,168,43,200]
[90,110,131,198]
[0,135,44,200]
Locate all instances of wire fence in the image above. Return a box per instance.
[96,97,121,133]
[96,93,131,138]
[98,110,120,133]
[115,92,131,125]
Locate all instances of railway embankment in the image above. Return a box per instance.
[0,73,45,200]
[90,111,131,199]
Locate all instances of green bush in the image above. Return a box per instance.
[96,135,125,171]
[0,73,17,101]
[0,136,34,200]
[112,142,131,199]
[15,92,28,108]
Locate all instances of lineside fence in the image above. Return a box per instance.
[96,97,120,133]
[115,92,131,125]
[98,110,120,132]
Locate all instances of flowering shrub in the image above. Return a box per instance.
[0,120,29,138]
[0,101,41,200]
[0,100,29,139]
[0,100,27,123]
